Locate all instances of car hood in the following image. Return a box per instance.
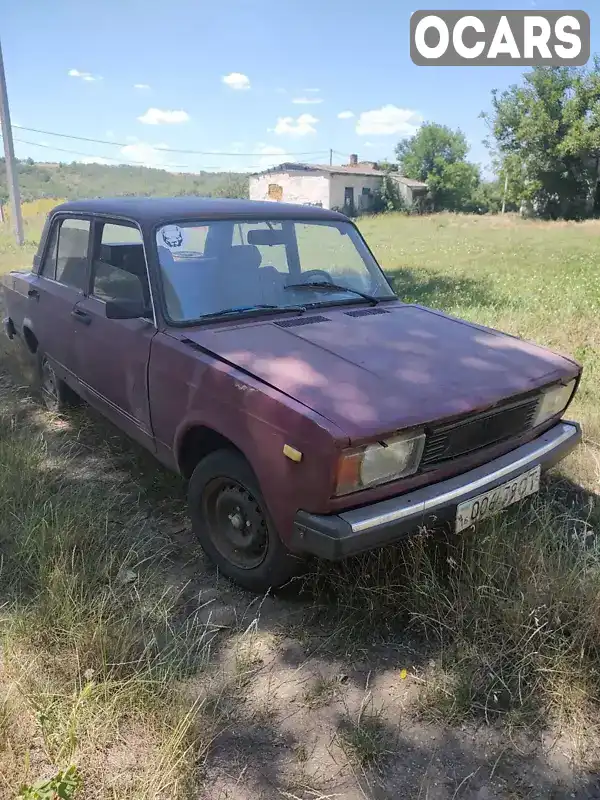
[180,303,579,440]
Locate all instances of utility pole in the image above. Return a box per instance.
[329,148,333,166]
[0,37,24,245]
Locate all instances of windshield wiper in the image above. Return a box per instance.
[202,304,306,320]
[284,281,380,305]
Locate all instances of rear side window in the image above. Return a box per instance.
[55,219,91,291]
[101,223,144,245]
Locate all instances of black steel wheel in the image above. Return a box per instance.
[188,449,304,592]
[203,478,269,570]
[36,353,80,413]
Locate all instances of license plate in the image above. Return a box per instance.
[455,465,541,533]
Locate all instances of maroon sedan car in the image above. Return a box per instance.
[2,198,582,591]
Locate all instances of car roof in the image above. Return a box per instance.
[51,196,349,224]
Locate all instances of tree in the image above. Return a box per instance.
[483,62,600,219]
[470,179,507,214]
[372,174,406,213]
[395,123,480,211]
[428,161,480,212]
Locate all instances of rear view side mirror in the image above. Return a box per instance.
[105,300,150,320]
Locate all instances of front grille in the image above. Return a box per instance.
[421,397,540,468]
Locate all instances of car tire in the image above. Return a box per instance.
[35,352,80,413]
[188,449,304,592]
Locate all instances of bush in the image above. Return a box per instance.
[372,176,407,214]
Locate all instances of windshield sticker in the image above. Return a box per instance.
[161,225,184,248]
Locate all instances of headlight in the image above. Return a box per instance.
[335,430,425,496]
[533,379,577,427]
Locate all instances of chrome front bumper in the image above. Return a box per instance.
[293,421,582,559]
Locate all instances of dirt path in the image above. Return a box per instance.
[1,355,599,799]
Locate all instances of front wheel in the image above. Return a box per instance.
[188,450,304,592]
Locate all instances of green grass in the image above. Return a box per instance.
[0,210,44,275]
[2,209,600,791]
[336,697,389,770]
[0,381,222,797]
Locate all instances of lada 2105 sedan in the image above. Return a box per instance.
[2,198,582,591]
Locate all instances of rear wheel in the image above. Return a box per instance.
[188,450,303,592]
[36,353,80,413]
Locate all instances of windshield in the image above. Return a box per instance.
[155,219,395,323]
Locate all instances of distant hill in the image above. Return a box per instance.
[0,158,249,203]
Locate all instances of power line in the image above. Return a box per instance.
[13,125,329,157]
[332,148,353,159]
[7,136,327,171]
[12,137,191,168]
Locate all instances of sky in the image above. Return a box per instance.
[2,0,599,176]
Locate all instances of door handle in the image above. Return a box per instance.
[27,288,39,299]
[71,308,92,326]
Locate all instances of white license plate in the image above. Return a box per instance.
[455,465,541,533]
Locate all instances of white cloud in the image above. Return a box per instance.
[134,83,151,90]
[356,104,422,136]
[138,107,190,125]
[273,113,318,137]
[292,97,323,105]
[68,68,102,82]
[105,129,115,139]
[222,72,251,90]
[337,110,354,120]
[120,141,169,166]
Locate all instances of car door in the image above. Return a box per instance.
[28,216,92,387]
[71,219,157,450]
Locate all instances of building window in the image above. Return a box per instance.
[360,186,373,210]
[268,183,283,201]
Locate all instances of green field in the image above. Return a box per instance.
[1,211,600,798]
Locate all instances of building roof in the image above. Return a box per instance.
[251,162,428,188]
[252,162,388,178]
[51,196,349,224]
[391,175,428,188]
